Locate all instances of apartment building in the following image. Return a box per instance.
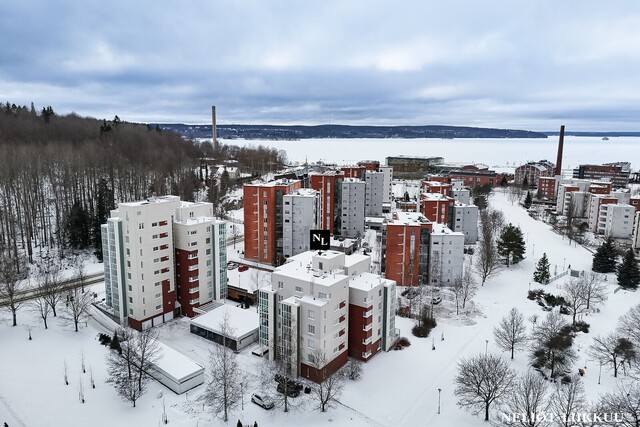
[428,223,465,286]
[587,194,618,232]
[102,196,228,330]
[173,202,227,317]
[537,176,557,200]
[364,171,384,217]
[450,203,479,244]
[340,178,366,238]
[420,193,454,224]
[283,189,320,258]
[384,212,432,286]
[380,166,394,204]
[514,161,555,186]
[243,179,302,265]
[597,204,636,239]
[310,171,344,234]
[258,250,397,382]
[573,163,630,187]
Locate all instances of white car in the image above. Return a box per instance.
[251,393,274,410]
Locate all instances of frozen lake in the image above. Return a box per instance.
[217,136,639,170]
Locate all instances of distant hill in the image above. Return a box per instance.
[158,123,547,140]
[543,131,640,137]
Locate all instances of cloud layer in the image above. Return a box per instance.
[1,0,639,131]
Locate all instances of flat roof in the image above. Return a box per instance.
[190,304,259,339]
[154,342,204,382]
[349,272,394,292]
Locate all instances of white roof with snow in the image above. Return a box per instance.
[153,342,204,382]
[190,304,259,339]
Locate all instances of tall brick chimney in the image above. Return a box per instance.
[211,106,218,150]
[555,125,565,176]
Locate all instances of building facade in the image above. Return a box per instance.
[283,189,320,258]
[364,171,384,217]
[573,163,630,187]
[340,178,366,237]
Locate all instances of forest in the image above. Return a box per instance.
[0,102,286,266]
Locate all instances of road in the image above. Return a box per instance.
[0,272,104,308]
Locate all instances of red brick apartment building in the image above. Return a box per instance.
[420,193,454,224]
[422,180,452,195]
[243,179,302,265]
[384,213,432,286]
[573,164,630,187]
[538,176,556,199]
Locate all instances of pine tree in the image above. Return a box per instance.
[617,249,640,290]
[497,224,526,266]
[533,253,551,284]
[523,191,532,209]
[592,238,618,273]
[67,201,90,249]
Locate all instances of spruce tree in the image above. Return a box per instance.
[617,249,640,290]
[592,238,618,273]
[533,253,551,284]
[497,224,526,266]
[523,191,532,209]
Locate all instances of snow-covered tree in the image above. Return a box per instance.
[549,374,586,427]
[493,307,528,360]
[588,333,636,378]
[592,237,617,273]
[530,311,576,379]
[581,271,607,310]
[454,353,516,422]
[532,253,550,284]
[563,279,589,326]
[475,210,502,285]
[619,304,640,349]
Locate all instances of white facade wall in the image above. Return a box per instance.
[117,197,180,327]
[102,219,126,323]
[599,204,635,238]
[451,204,479,244]
[283,190,319,258]
[365,171,384,217]
[451,189,471,204]
[632,212,640,250]
[341,179,366,238]
[380,166,394,204]
[429,227,464,286]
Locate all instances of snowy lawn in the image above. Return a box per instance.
[1,191,635,426]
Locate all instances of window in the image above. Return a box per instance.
[155,281,161,287]
[127,273,131,279]
[308,339,315,349]
[206,249,211,255]
[154,270,160,275]
[155,293,161,299]
[153,246,159,251]
[153,258,160,263]
[318,292,327,299]
[308,309,315,320]
[129,297,133,303]
[278,281,283,289]
[139,223,144,230]
[308,325,315,335]
[152,222,158,227]
[295,286,303,293]
[156,305,162,310]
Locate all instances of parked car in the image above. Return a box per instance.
[238,265,249,272]
[251,393,274,410]
[276,383,300,398]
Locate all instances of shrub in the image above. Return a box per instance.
[98,333,112,346]
[391,336,411,350]
[412,316,437,338]
[572,320,590,333]
[344,359,363,381]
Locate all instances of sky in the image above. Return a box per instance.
[1,1,640,131]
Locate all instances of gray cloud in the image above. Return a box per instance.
[1,0,639,131]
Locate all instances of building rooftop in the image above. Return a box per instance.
[287,188,318,198]
[119,195,180,208]
[431,223,463,236]
[388,211,430,226]
[174,216,224,226]
[189,304,259,339]
[246,178,301,188]
[349,272,394,292]
[153,342,204,381]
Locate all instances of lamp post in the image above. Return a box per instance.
[438,388,442,415]
[598,362,602,385]
[485,340,488,355]
[529,282,531,291]
[563,258,566,270]
[241,381,244,409]
[532,243,535,257]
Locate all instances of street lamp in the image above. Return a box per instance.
[598,362,602,385]
[438,388,442,415]
[532,243,535,257]
[485,340,489,355]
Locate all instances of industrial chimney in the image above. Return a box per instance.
[211,106,218,149]
[555,125,565,176]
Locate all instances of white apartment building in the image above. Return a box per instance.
[597,204,636,239]
[283,189,319,258]
[258,250,397,382]
[379,166,394,204]
[340,178,366,238]
[428,224,465,286]
[365,171,384,217]
[587,194,618,232]
[450,203,479,244]
[102,196,227,330]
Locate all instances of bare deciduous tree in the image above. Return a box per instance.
[460,268,478,309]
[454,353,516,421]
[72,254,87,293]
[549,374,586,427]
[563,279,588,326]
[497,370,549,427]
[64,286,93,332]
[344,358,363,381]
[0,252,27,326]
[205,312,243,422]
[595,381,640,427]
[40,259,64,318]
[29,278,52,329]
[619,304,640,349]
[309,349,345,412]
[475,210,502,286]
[588,333,636,378]
[494,307,528,360]
[581,271,607,311]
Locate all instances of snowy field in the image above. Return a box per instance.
[216,136,639,169]
[1,190,637,426]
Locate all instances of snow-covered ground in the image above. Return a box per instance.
[1,190,636,426]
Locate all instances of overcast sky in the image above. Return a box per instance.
[1,1,639,131]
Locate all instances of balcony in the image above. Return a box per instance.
[362,337,372,345]
[363,323,373,332]
[363,308,373,318]
[339,315,346,323]
[159,232,169,238]
[362,350,372,359]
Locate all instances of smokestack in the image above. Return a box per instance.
[555,125,565,176]
[211,106,218,149]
